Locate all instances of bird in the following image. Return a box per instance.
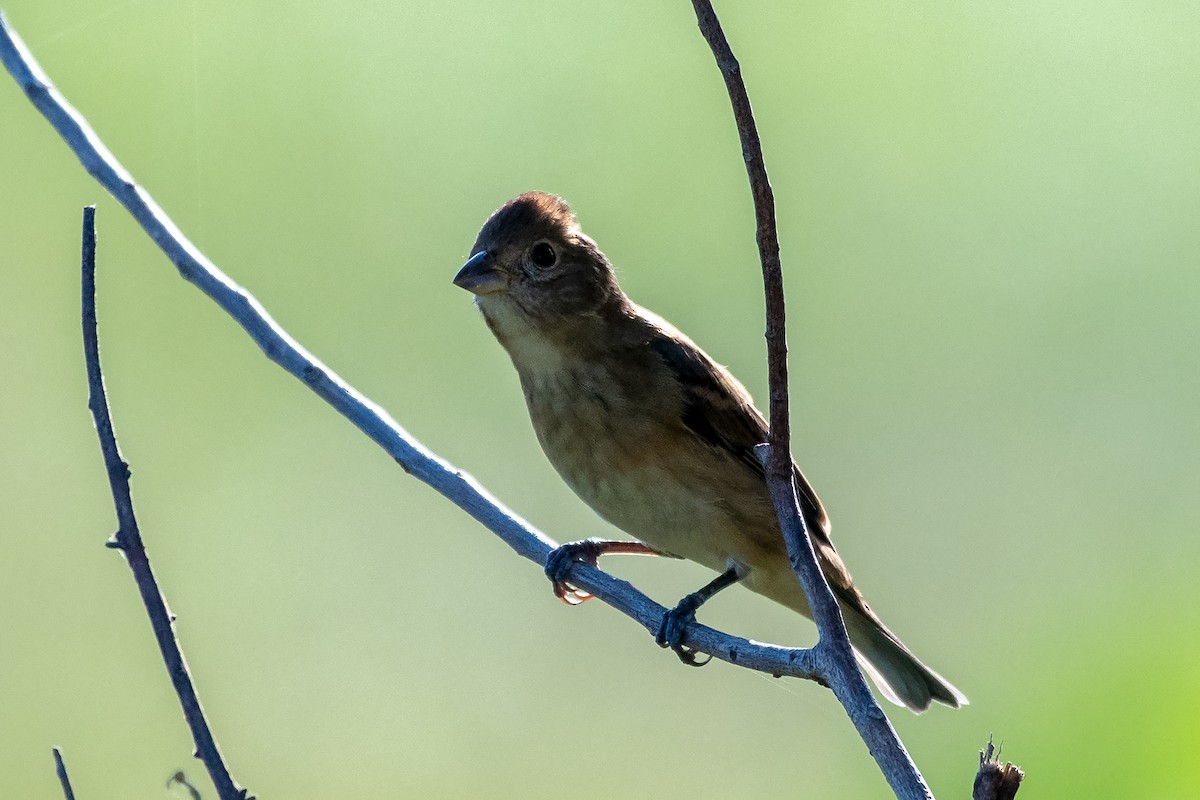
[453,191,966,712]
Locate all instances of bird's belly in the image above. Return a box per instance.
[525,388,746,573]
[564,460,736,570]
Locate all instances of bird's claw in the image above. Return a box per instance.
[655,596,711,667]
[544,540,604,605]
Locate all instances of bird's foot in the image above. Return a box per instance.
[655,593,711,667]
[544,539,607,605]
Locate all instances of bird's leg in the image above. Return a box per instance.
[656,565,744,666]
[545,538,665,605]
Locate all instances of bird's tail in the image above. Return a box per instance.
[840,602,968,713]
[745,563,966,712]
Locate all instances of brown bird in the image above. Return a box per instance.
[454,192,966,712]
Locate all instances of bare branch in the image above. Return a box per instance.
[52,747,76,800]
[0,6,827,688]
[80,206,250,800]
[689,2,933,798]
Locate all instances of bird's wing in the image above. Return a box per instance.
[638,312,882,633]
[643,320,831,538]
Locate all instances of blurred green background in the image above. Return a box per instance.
[2,1,1198,797]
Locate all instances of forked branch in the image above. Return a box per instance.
[689,2,932,798]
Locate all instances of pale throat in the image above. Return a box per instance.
[477,296,568,374]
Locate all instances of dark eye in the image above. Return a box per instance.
[529,241,557,268]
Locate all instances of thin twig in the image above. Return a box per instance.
[688,3,933,799]
[52,747,77,800]
[0,11,828,683]
[168,771,205,800]
[80,206,249,800]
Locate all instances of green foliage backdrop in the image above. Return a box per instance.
[2,2,1198,797]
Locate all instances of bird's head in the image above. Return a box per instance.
[454,193,624,334]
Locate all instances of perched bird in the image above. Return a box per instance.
[454,192,966,712]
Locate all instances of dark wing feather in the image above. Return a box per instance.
[646,328,830,537]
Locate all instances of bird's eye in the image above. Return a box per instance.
[529,241,557,268]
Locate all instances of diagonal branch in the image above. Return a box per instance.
[0,7,825,693]
[52,747,77,800]
[80,206,250,800]
[689,2,933,798]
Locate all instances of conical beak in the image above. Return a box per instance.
[453,251,509,295]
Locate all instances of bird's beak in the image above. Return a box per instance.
[453,251,509,296]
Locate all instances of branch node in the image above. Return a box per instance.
[23,78,49,103]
